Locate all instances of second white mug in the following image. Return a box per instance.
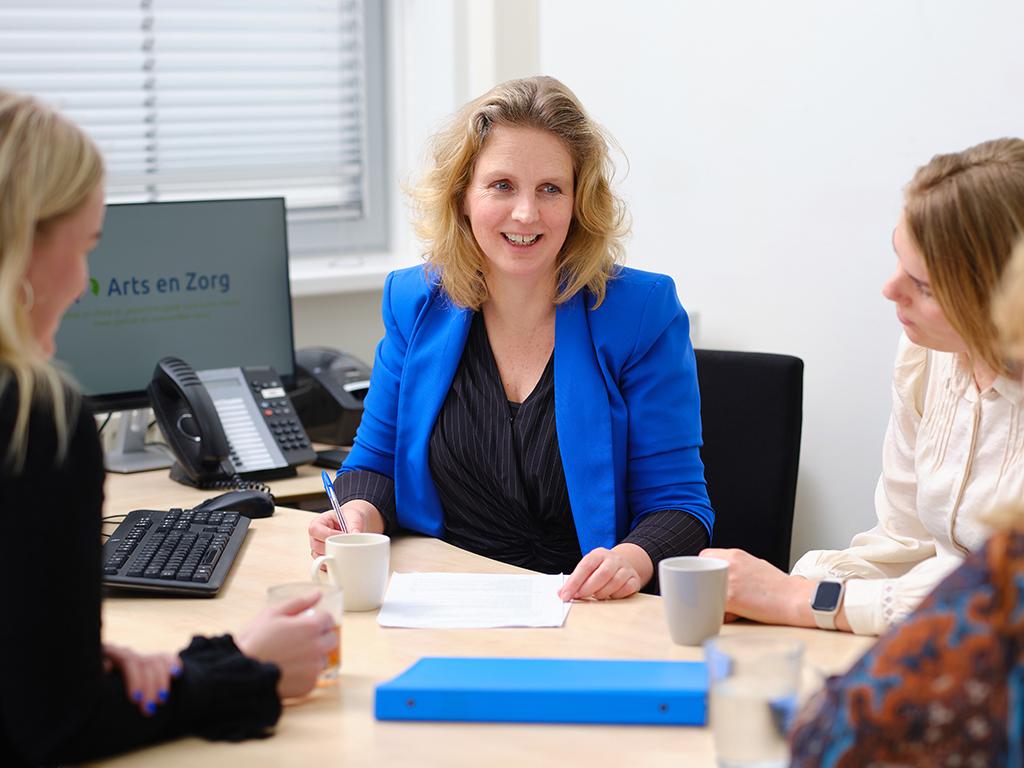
[311,532,390,611]
[659,555,728,646]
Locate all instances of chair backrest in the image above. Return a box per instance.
[694,349,803,571]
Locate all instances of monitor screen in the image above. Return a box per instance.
[54,198,296,412]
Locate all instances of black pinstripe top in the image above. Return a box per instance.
[335,313,708,586]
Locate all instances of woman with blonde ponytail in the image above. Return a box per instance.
[0,89,103,468]
[0,92,336,766]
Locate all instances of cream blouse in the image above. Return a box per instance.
[792,333,1024,636]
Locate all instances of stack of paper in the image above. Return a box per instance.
[376,572,571,628]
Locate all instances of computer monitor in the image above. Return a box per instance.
[54,198,297,472]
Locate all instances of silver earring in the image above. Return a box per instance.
[20,280,34,310]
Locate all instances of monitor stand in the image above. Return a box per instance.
[104,408,174,474]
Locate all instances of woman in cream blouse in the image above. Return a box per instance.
[703,137,1024,636]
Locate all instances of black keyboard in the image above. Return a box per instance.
[102,507,250,596]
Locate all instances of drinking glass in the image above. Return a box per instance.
[267,582,344,685]
[704,636,804,768]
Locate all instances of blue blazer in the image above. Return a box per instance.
[341,266,713,556]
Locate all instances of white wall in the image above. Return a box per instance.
[292,289,383,365]
[533,0,1024,559]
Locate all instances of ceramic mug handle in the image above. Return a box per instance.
[310,555,336,584]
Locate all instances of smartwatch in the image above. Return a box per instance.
[810,580,846,630]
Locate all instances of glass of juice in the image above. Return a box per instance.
[267,581,343,685]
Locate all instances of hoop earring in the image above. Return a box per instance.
[20,279,34,310]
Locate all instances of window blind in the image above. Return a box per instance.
[0,0,385,253]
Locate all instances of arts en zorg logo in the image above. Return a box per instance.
[78,272,232,301]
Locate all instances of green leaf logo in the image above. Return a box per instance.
[89,277,99,296]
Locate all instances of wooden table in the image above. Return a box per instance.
[103,462,327,512]
[95,475,875,767]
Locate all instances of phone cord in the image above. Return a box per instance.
[197,474,274,498]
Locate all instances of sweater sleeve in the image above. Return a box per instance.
[623,509,709,593]
[333,468,397,533]
[0,386,280,766]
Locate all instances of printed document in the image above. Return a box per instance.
[377,572,571,628]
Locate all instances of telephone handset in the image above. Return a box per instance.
[149,357,316,488]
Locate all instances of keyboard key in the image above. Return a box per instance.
[201,545,223,568]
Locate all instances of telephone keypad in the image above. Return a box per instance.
[245,373,313,460]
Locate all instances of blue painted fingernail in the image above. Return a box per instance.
[158,689,168,702]
[132,690,143,703]
[171,664,182,677]
[145,700,157,715]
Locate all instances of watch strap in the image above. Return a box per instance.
[813,607,838,630]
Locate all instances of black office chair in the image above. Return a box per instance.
[694,349,804,572]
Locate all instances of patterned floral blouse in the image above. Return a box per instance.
[789,527,1024,767]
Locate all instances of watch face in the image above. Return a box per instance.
[811,581,843,611]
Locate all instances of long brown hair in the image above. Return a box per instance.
[904,138,1024,376]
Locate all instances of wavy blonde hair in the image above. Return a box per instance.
[411,76,628,310]
[0,90,104,468]
[988,238,1024,531]
[992,238,1024,364]
[904,138,1024,377]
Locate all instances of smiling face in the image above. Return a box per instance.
[881,213,967,354]
[462,125,574,291]
[24,184,105,357]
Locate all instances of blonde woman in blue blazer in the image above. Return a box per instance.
[308,77,713,599]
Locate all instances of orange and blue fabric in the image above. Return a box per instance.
[790,527,1024,767]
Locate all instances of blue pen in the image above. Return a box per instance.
[321,470,349,534]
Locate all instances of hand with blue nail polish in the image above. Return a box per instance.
[103,644,183,716]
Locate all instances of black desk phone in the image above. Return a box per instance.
[149,357,316,488]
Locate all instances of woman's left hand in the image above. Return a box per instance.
[558,543,653,601]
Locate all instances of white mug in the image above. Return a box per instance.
[311,532,390,612]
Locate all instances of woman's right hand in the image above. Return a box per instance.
[236,592,338,700]
[308,500,384,560]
